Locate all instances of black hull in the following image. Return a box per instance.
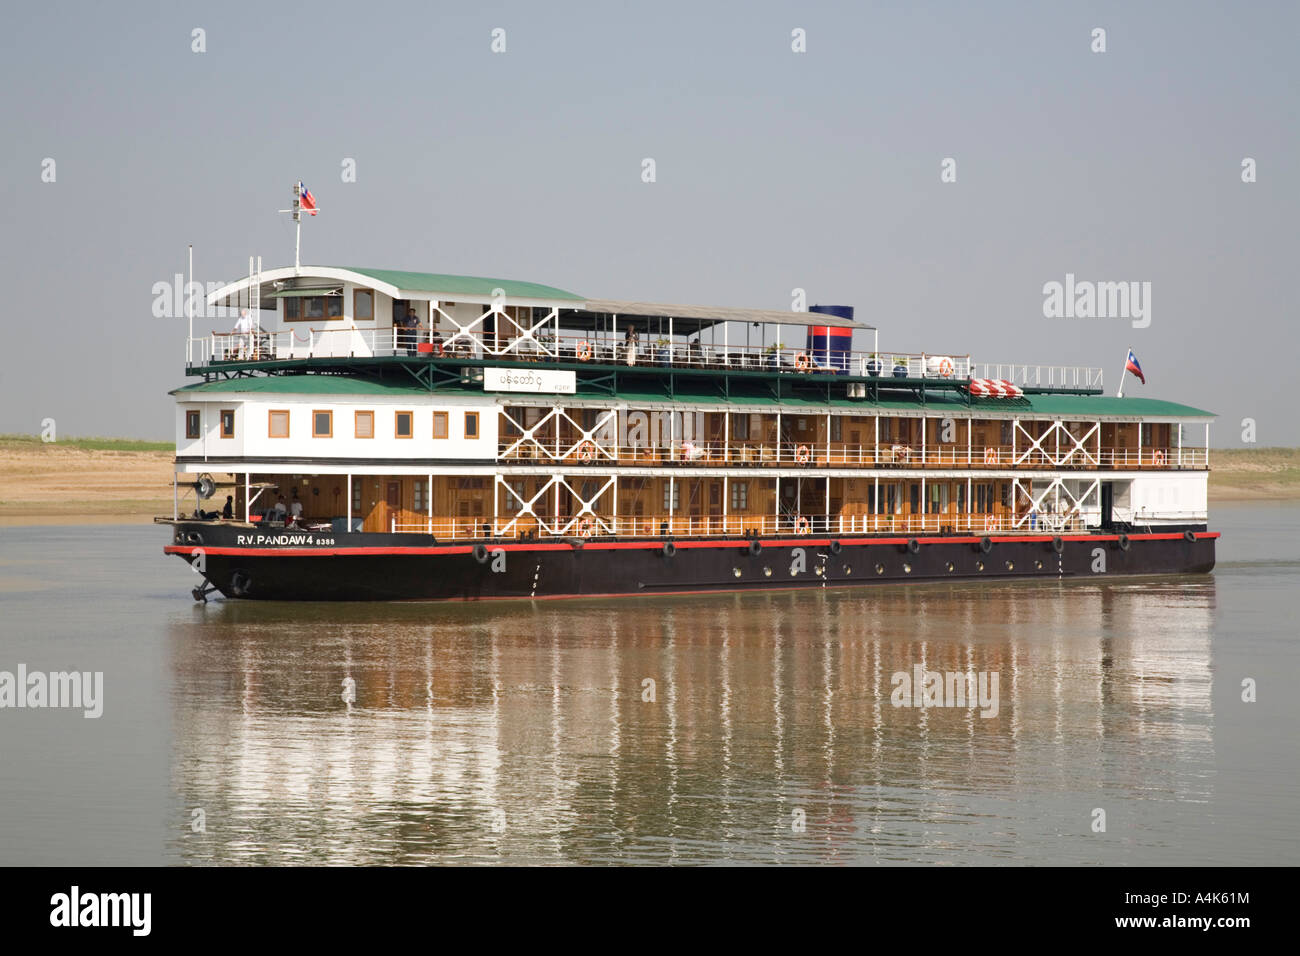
[165,523,1217,602]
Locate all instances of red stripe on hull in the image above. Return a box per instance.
[164,531,1219,559]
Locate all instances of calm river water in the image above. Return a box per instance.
[1,502,1297,865]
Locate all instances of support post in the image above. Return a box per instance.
[346,474,352,528]
[774,475,780,535]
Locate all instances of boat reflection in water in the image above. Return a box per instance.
[168,577,1215,864]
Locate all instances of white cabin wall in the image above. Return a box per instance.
[177,394,498,462]
[175,401,244,459]
[1125,472,1208,525]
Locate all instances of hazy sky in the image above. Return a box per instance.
[1,1,1295,444]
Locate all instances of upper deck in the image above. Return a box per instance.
[193,265,1105,399]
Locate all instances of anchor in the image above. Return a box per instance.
[191,582,217,604]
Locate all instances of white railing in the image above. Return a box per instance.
[971,363,1104,390]
[186,329,1102,390]
[495,441,1206,470]
[389,511,1088,539]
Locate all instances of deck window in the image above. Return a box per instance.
[305,296,343,320]
[730,481,748,510]
[185,410,201,440]
[355,411,374,439]
[413,480,426,513]
[433,412,448,439]
[395,411,413,439]
[268,410,290,439]
[662,481,680,511]
[730,413,749,441]
[313,410,333,438]
[220,409,235,439]
[284,295,343,320]
[504,481,525,513]
[353,289,374,321]
[465,412,479,439]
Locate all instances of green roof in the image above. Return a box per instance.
[173,374,1215,419]
[340,267,582,301]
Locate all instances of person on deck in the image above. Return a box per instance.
[403,308,423,356]
[233,308,255,358]
[289,490,304,525]
[221,495,234,520]
[273,496,288,523]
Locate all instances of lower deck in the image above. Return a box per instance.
[179,470,1186,540]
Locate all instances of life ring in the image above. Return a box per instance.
[1117,534,1131,552]
[1051,536,1064,554]
[979,536,993,554]
[748,539,763,557]
[829,540,843,555]
[662,541,676,557]
[578,517,593,537]
[1153,450,1166,465]
[473,543,490,564]
[577,340,592,361]
[795,351,811,372]
[906,538,921,555]
[937,357,954,378]
[578,441,596,462]
[796,444,811,464]
[984,447,998,465]
[795,516,811,535]
[985,515,997,532]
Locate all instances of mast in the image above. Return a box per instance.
[278,182,304,268]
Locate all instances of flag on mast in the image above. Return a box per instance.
[1125,349,1145,385]
[298,182,318,216]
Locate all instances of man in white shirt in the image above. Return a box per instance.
[234,308,255,357]
[289,491,304,525]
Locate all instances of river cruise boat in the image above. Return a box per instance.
[163,261,1217,601]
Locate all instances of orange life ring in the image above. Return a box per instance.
[795,351,811,372]
[1153,449,1166,465]
[937,357,954,377]
[795,516,811,535]
[577,340,592,361]
[578,441,596,462]
[579,517,593,537]
[985,515,997,532]
[796,444,811,464]
[984,447,998,465]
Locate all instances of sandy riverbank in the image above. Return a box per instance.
[1,438,1297,526]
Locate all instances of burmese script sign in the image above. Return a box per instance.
[484,367,577,394]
